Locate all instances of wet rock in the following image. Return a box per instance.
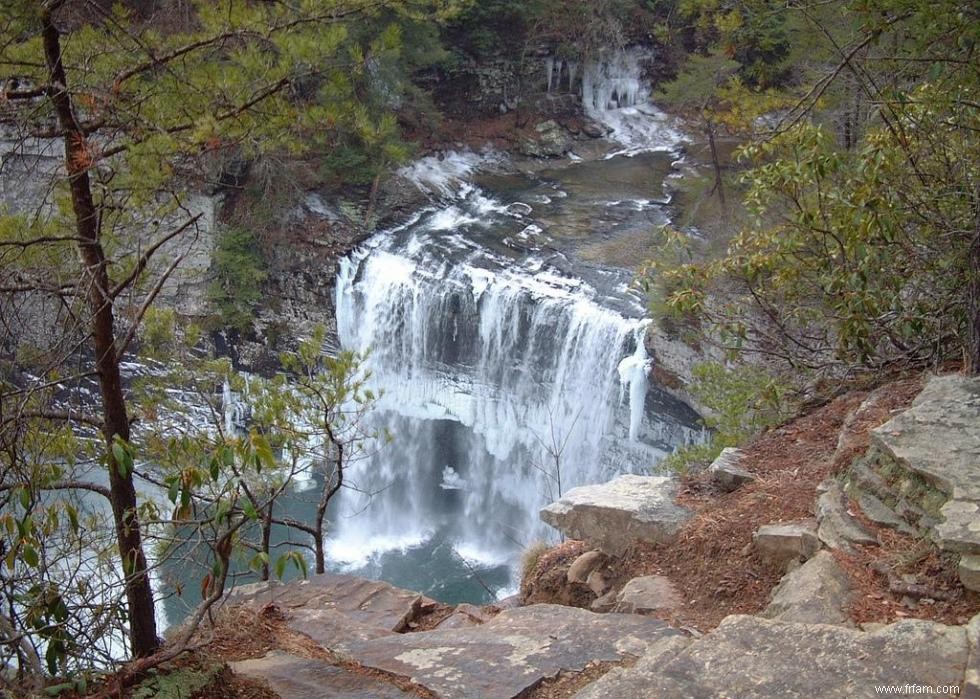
[231,651,412,698]
[337,604,679,699]
[753,520,821,570]
[567,550,607,584]
[816,481,878,551]
[762,551,853,626]
[574,615,969,699]
[959,554,980,592]
[540,475,692,556]
[708,448,754,492]
[614,575,682,615]
[580,119,608,139]
[227,573,424,633]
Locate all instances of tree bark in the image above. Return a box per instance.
[706,119,726,208]
[968,189,980,375]
[41,9,159,657]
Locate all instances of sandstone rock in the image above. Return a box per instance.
[338,604,679,698]
[959,554,980,592]
[231,651,411,698]
[762,550,853,626]
[708,448,754,492]
[227,573,424,633]
[574,615,969,699]
[753,520,821,570]
[614,575,682,615]
[540,475,692,556]
[494,594,521,610]
[816,482,878,551]
[288,608,394,648]
[567,550,606,584]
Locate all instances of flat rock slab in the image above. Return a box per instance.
[338,603,678,698]
[227,573,423,633]
[540,474,692,556]
[231,651,412,699]
[575,615,969,699]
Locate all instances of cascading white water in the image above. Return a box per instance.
[328,153,701,591]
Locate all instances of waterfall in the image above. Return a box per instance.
[329,158,700,582]
[580,47,685,156]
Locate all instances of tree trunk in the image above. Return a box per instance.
[314,423,344,574]
[41,10,159,658]
[706,120,726,208]
[968,190,980,375]
[260,506,272,581]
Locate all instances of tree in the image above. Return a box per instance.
[0,0,457,677]
[649,0,980,375]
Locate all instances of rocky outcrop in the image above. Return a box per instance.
[845,374,980,592]
[540,475,693,556]
[574,615,971,699]
[519,120,572,158]
[762,551,853,626]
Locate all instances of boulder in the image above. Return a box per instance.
[614,575,682,615]
[936,500,980,555]
[753,520,821,570]
[856,491,919,537]
[231,651,412,699]
[337,604,679,698]
[574,615,969,699]
[567,550,607,584]
[816,482,878,551]
[540,475,693,556]
[762,551,853,626]
[708,448,754,492]
[959,554,980,593]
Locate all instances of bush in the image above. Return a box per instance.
[207,226,267,333]
[660,361,794,473]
